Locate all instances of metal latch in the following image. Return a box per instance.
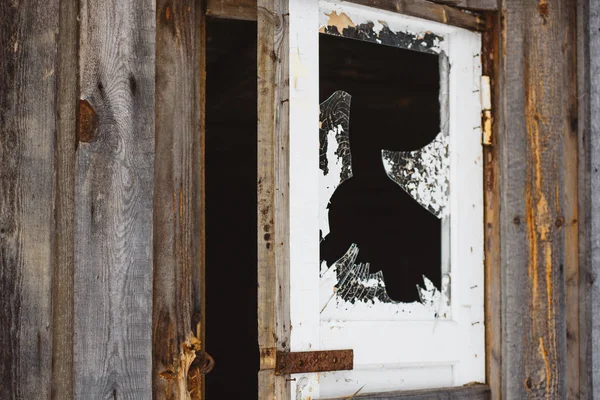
[274,349,353,375]
[481,75,492,146]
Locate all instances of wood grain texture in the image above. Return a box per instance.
[52,0,79,398]
[338,384,490,400]
[206,0,257,20]
[0,0,58,398]
[257,0,291,398]
[153,0,205,398]
[578,0,592,398]
[482,12,501,400]
[587,0,600,397]
[564,0,580,397]
[75,0,156,397]
[497,0,575,397]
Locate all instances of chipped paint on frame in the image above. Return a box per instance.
[318,4,449,55]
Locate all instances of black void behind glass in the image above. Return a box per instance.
[319,33,443,303]
[205,18,258,399]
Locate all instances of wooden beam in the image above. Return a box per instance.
[206,0,486,31]
[75,0,156,397]
[206,0,257,20]
[153,0,206,399]
[0,1,58,398]
[257,0,291,398]
[497,0,576,397]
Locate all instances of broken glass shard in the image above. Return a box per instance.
[381,132,449,219]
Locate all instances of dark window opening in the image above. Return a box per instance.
[205,18,258,398]
[319,33,442,303]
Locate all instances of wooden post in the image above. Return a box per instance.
[497,0,576,397]
[153,0,206,398]
[257,0,291,398]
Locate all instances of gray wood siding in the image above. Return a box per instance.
[0,1,58,398]
[497,0,577,398]
[74,0,156,397]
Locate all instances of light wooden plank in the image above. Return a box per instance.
[0,1,58,398]
[577,0,592,398]
[153,1,205,399]
[75,0,156,397]
[52,0,79,397]
[497,0,574,397]
[257,0,291,398]
[206,0,257,20]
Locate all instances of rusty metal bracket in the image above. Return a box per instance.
[275,349,353,375]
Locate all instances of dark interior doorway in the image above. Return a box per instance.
[205,18,258,399]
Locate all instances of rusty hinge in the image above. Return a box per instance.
[274,349,353,375]
[481,75,492,146]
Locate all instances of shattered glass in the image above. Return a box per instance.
[319,90,449,306]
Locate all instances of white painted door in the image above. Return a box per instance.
[287,2,484,398]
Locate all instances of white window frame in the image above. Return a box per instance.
[287,1,484,398]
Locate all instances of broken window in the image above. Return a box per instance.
[286,2,485,396]
[318,32,449,306]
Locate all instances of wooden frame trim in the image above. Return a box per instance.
[207,0,486,31]
[481,11,501,400]
[325,384,491,399]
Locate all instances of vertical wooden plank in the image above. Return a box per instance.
[153,0,205,399]
[564,0,581,397]
[0,0,58,398]
[257,0,291,398]
[578,0,593,397]
[498,0,575,397]
[52,0,79,397]
[587,0,600,397]
[75,0,155,397]
[482,12,502,400]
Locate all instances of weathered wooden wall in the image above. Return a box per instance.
[0,0,58,398]
[0,0,595,399]
[496,0,577,398]
[1,0,205,398]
